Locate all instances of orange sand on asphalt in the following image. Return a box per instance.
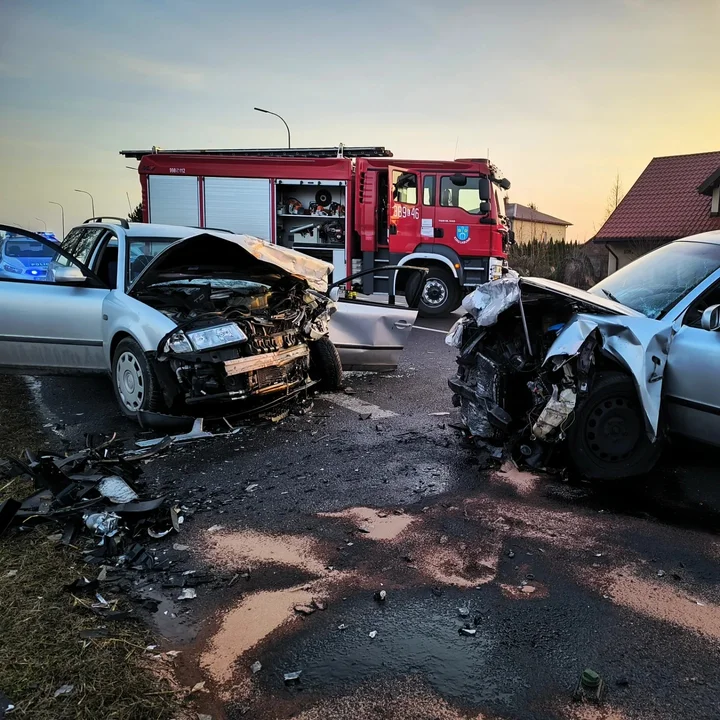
[200,585,315,684]
[319,506,416,540]
[204,529,326,575]
[606,568,720,640]
[492,462,540,496]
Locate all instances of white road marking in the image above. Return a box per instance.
[413,325,449,335]
[324,393,398,419]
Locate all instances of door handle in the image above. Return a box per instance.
[394,320,412,329]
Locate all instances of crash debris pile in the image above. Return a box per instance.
[0,437,179,568]
[448,275,672,477]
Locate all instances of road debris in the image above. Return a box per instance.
[294,604,316,615]
[53,684,74,698]
[459,626,477,636]
[178,588,197,600]
[572,668,606,704]
[251,661,262,674]
[368,630,378,639]
[284,670,302,684]
[458,606,470,618]
[374,590,387,602]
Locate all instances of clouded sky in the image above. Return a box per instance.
[1,0,718,239]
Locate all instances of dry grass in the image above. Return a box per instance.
[0,377,184,719]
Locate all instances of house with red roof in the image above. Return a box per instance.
[591,150,720,274]
[506,202,572,243]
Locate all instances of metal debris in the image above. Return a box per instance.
[284,670,302,684]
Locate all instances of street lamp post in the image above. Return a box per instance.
[254,107,291,148]
[35,217,47,231]
[49,201,65,239]
[75,189,95,217]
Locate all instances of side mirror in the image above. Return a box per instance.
[328,287,340,302]
[701,303,720,331]
[450,173,467,187]
[50,265,86,284]
[499,178,511,191]
[478,177,491,201]
[479,200,491,215]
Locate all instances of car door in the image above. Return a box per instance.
[387,166,421,254]
[664,279,720,446]
[0,225,111,373]
[328,266,423,370]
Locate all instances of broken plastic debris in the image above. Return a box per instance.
[337,623,348,631]
[178,588,197,600]
[245,483,259,492]
[136,417,215,447]
[148,527,173,538]
[374,590,387,602]
[458,606,470,618]
[368,630,377,639]
[532,386,577,441]
[284,670,302,684]
[459,627,477,636]
[84,512,121,537]
[207,525,224,533]
[190,681,206,693]
[657,570,666,577]
[251,661,262,674]
[97,475,139,504]
[5,569,18,578]
[173,543,189,551]
[53,684,74,698]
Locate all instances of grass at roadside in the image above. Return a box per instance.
[0,377,184,719]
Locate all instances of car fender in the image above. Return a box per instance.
[393,248,462,295]
[102,292,177,367]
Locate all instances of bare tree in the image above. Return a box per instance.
[603,172,625,222]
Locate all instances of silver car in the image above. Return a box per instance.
[448,230,720,479]
[0,220,419,419]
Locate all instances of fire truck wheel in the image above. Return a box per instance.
[310,336,344,391]
[404,272,421,309]
[418,267,460,318]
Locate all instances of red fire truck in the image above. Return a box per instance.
[120,146,513,317]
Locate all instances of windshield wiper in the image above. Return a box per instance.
[600,288,621,304]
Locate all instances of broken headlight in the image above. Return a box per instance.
[187,323,247,350]
[165,323,248,354]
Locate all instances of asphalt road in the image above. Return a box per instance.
[22,312,720,720]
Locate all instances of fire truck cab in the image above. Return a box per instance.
[120,146,512,317]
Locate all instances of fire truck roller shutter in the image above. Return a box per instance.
[148,175,200,226]
[204,177,271,240]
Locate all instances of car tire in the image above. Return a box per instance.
[112,338,165,419]
[404,272,421,310]
[309,336,343,391]
[418,266,460,318]
[567,371,663,480]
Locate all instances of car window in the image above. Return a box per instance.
[127,236,182,283]
[0,232,60,283]
[55,227,105,268]
[439,176,483,214]
[589,241,720,319]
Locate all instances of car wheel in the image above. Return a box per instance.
[309,336,343,391]
[112,338,165,419]
[567,371,663,480]
[418,266,460,318]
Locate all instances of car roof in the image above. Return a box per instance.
[675,230,720,245]
[82,222,202,238]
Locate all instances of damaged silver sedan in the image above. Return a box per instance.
[448,231,720,479]
[0,221,419,419]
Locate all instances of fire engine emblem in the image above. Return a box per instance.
[455,225,470,243]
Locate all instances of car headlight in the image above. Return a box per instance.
[2,262,23,274]
[187,323,247,351]
[165,331,193,354]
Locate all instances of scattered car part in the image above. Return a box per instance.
[573,668,606,704]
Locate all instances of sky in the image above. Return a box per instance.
[1,0,718,240]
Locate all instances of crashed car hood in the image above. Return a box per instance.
[129,231,333,295]
[520,277,644,317]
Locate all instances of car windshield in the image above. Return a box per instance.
[589,240,720,319]
[3,240,56,259]
[128,236,182,282]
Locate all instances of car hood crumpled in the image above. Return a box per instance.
[545,314,676,439]
[129,231,334,295]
